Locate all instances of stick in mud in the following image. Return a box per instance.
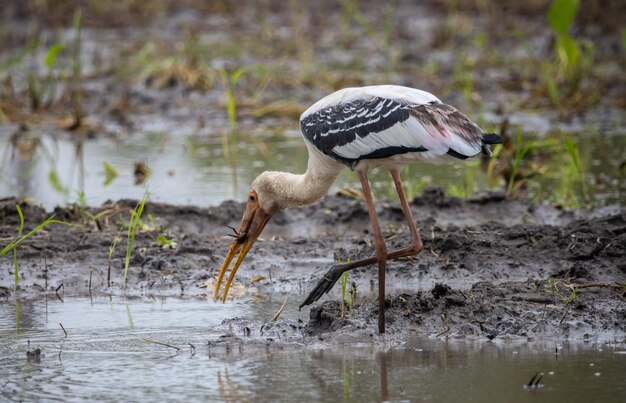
[60,323,68,337]
[559,309,569,325]
[44,258,48,290]
[143,338,181,352]
[270,295,288,322]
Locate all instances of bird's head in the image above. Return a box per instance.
[214,172,282,302]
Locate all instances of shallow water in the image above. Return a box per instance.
[1,296,624,402]
[1,125,625,210]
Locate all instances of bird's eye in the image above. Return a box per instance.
[249,194,256,202]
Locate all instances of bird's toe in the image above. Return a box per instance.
[299,268,342,310]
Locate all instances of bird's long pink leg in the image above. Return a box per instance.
[389,168,423,255]
[357,170,387,334]
[299,170,424,332]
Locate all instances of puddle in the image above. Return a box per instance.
[1,297,624,402]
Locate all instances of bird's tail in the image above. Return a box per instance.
[481,133,503,156]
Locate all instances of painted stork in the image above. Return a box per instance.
[214,85,502,333]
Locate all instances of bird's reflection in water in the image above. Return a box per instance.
[217,367,249,403]
[379,350,389,401]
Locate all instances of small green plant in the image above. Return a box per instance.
[0,205,67,288]
[340,271,348,320]
[506,128,559,196]
[108,231,122,287]
[486,143,504,187]
[544,276,578,304]
[218,67,248,135]
[507,129,532,195]
[562,134,589,205]
[42,43,65,107]
[76,191,86,209]
[546,0,594,104]
[103,161,118,186]
[123,193,150,288]
[48,169,70,195]
[348,282,356,320]
[339,257,353,320]
[70,9,83,128]
[447,160,479,199]
[12,205,24,288]
[218,66,251,166]
[156,234,177,249]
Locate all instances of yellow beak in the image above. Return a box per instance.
[214,191,271,302]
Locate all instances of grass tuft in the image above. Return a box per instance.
[123,193,149,288]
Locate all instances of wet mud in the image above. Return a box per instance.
[1,189,624,342]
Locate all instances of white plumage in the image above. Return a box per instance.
[299,85,496,170]
[300,85,440,118]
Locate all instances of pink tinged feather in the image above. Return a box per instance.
[410,103,483,157]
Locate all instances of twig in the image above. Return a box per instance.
[88,270,92,292]
[525,372,544,389]
[436,313,450,337]
[270,295,288,322]
[430,225,439,257]
[572,282,623,290]
[143,338,181,352]
[60,323,68,338]
[44,258,48,290]
[188,343,196,356]
[558,309,568,325]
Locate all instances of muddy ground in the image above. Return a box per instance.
[1,189,624,342]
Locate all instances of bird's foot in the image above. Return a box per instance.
[299,266,345,310]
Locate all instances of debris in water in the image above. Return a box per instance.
[524,372,544,389]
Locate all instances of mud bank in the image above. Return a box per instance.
[1,189,625,341]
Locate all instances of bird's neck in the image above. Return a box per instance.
[272,146,343,209]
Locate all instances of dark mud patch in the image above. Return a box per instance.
[303,281,625,341]
[1,190,625,341]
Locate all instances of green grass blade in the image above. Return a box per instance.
[548,0,580,35]
[103,161,118,186]
[13,248,18,288]
[45,43,65,69]
[16,205,25,237]
[0,206,69,288]
[0,216,68,257]
[123,193,149,288]
[341,271,348,320]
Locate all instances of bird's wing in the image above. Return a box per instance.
[300,94,488,168]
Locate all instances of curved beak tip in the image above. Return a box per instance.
[214,206,271,302]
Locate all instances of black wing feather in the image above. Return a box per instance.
[300,97,412,166]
